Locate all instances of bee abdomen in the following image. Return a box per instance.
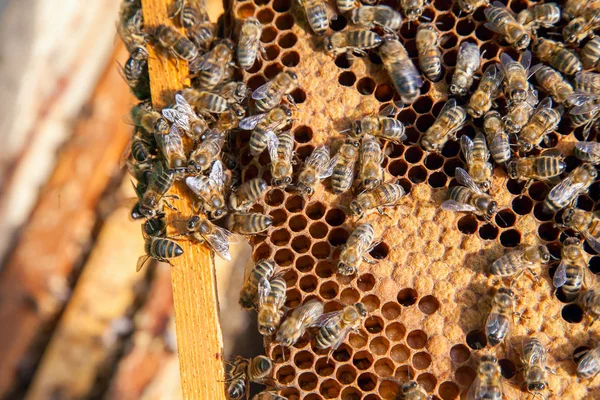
[420,53,442,81]
[490,255,518,276]
[552,48,582,75]
[380,119,407,141]
[316,324,340,349]
[151,238,184,259]
[153,168,176,195]
[307,4,328,35]
[250,129,269,155]
[536,156,565,178]
[388,60,422,103]
[582,38,600,69]
[562,264,584,301]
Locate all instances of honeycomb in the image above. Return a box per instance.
[224,0,600,398]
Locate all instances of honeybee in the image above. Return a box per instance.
[189,41,235,89]
[314,303,367,350]
[229,178,268,212]
[400,0,426,21]
[503,87,538,134]
[564,0,600,20]
[185,160,228,219]
[257,275,287,335]
[574,141,600,164]
[134,161,177,218]
[567,92,600,138]
[507,151,566,183]
[143,216,166,237]
[484,1,531,50]
[461,132,492,191]
[420,99,467,152]
[416,24,442,82]
[187,130,225,174]
[579,289,600,327]
[450,42,480,97]
[332,139,360,194]
[162,93,209,139]
[458,0,488,14]
[239,259,275,309]
[500,51,531,105]
[356,135,384,192]
[483,111,511,165]
[582,38,600,70]
[136,227,183,272]
[336,0,355,13]
[576,346,600,379]
[300,0,331,36]
[533,64,574,106]
[485,287,516,347]
[116,12,148,61]
[395,380,428,400]
[324,29,383,58]
[338,223,376,276]
[554,237,588,302]
[153,24,198,61]
[225,212,273,235]
[131,102,170,135]
[295,146,336,197]
[276,299,324,346]
[490,245,551,285]
[574,71,600,94]
[467,65,504,119]
[543,163,597,213]
[441,167,497,220]
[188,22,216,52]
[349,182,406,219]
[517,97,563,152]
[170,0,207,28]
[239,106,293,156]
[517,2,561,30]
[237,17,263,69]
[121,56,150,100]
[521,337,550,399]
[252,393,286,400]
[155,124,187,179]
[266,130,294,187]
[468,355,503,400]
[129,129,156,163]
[185,214,233,260]
[351,103,407,143]
[562,207,600,254]
[350,5,403,33]
[226,356,275,399]
[218,81,250,104]
[563,9,600,45]
[532,38,582,76]
[252,70,299,112]
[379,36,423,104]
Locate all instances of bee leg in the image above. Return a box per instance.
[285,94,298,109]
[527,268,541,286]
[163,200,179,212]
[510,268,526,287]
[352,49,368,58]
[258,44,267,61]
[376,207,392,219]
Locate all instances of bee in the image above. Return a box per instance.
[324,29,383,58]
[468,355,503,400]
[181,88,245,119]
[185,214,233,260]
[136,227,183,272]
[441,167,497,220]
[237,17,263,69]
[350,5,403,33]
[576,346,600,378]
[490,245,551,284]
[189,41,235,89]
[532,38,582,76]
[554,237,588,302]
[517,97,563,152]
[458,0,488,14]
[582,37,600,70]
[134,161,177,218]
[395,380,428,400]
[116,11,148,61]
[574,141,600,164]
[544,163,597,213]
[276,299,324,346]
[229,178,268,212]
[564,9,600,45]
[266,130,294,187]
[239,259,275,309]
[252,393,286,400]
[503,87,538,134]
[188,22,216,52]
[252,70,299,112]
[338,223,376,276]
[416,23,442,82]
[295,146,336,197]
[226,356,275,399]
[517,3,561,30]
[574,71,600,94]
[349,182,406,219]
[485,287,516,347]
[162,94,209,139]
[299,0,331,36]
[379,36,423,104]
[450,42,480,97]
[521,337,550,399]
[187,130,225,174]
[579,289,600,327]
[400,0,426,21]
[131,102,170,135]
[225,212,273,235]
[257,275,287,335]
[121,56,150,100]
[170,0,207,28]
[567,92,600,138]
[483,111,511,165]
[350,103,407,143]
[185,160,228,219]
[484,1,531,50]
[461,132,492,191]
[356,135,385,192]
[507,150,566,183]
[336,0,355,13]
[562,207,600,254]
[332,139,360,194]
[315,303,367,350]
[467,65,504,119]
[533,64,574,106]
[565,0,600,20]
[420,98,467,152]
[129,129,156,163]
[154,124,187,179]
[153,24,198,61]
[500,51,532,105]
[143,216,166,237]
[239,106,293,156]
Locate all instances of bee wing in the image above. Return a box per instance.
[185,175,211,197]
[439,98,457,117]
[533,96,552,115]
[466,373,501,400]
[158,125,184,159]
[553,260,568,288]
[319,154,338,179]
[582,230,600,254]
[136,255,150,273]
[252,80,274,100]
[499,52,514,73]
[460,135,474,162]
[575,142,600,159]
[520,49,532,71]
[238,113,267,130]
[455,167,483,194]
[209,159,226,188]
[314,310,343,328]
[299,301,325,327]
[119,136,134,169]
[568,93,600,115]
[189,52,212,72]
[174,93,196,116]
[266,131,279,162]
[441,200,478,213]
[548,175,585,203]
[204,224,233,261]
[379,100,404,117]
[257,277,271,309]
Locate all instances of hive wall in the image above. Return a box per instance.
[227,0,600,398]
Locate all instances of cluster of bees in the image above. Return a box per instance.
[115,0,600,397]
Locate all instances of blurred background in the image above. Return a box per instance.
[0,1,261,398]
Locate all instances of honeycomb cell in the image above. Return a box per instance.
[315,357,335,377]
[349,330,368,348]
[247,75,267,92]
[266,188,284,206]
[450,344,470,363]
[416,114,436,132]
[386,321,407,341]
[271,345,291,362]
[466,329,487,350]
[353,350,374,370]
[341,386,362,400]
[418,295,440,315]
[261,26,278,43]
[418,373,437,393]
[512,196,534,215]
[357,372,377,391]
[277,365,296,384]
[429,172,447,188]
[320,280,339,299]
[328,228,349,247]
[590,256,600,275]
[479,223,499,240]
[253,243,272,260]
[395,365,416,381]
[278,32,297,48]
[275,248,295,266]
[405,146,425,164]
[495,209,516,228]
[340,288,360,305]
[443,157,463,176]
[424,153,444,170]
[320,378,342,399]
[289,215,308,232]
[293,125,313,143]
[281,50,300,67]
[299,275,318,292]
[338,71,357,87]
[305,394,324,400]
[310,221,329,239]
[499,358,517,379]
[455,365,476,387]
[330,14,347,31]
[325,208,345,226]
[370,336,390,356]
[286,288,302,308]
[264,62,284,79]
[357,77,376,95]
[337,364,358,384]
[413,351,432,369]
[500,229,521,248]
[272,228,291,245]
[375,84,395,102]
[264,44,280,60]
[244,164,259,180]
[294,350,315,369]
[438,381,460,400]
[399,108,417,125]
[237,3,256,18]
[257,8,274,23]
[280,387,300,399]
[297,144,314,162]
[335,54,351,69]
[283,269,299,287]
[562,303,584,323]
[362,295,381,312]
[298,371,318,391]
[272,0,291,11]
[538,222,559,242]
[316,261,335,278]
[506,179,525,195]
[269,209,288,227]
[378,378,399,399]
[365,316,384,333]
[407,330,427,349]
[533,203,553,222]
[285,196,305,213]
[374,358,395,377]
[397,288,418,306]
[312,242,331,259]
[292,235,311,253]
[382,302,401,320]
[357,274,376,291]
[389,159,409,177]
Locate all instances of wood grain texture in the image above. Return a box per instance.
[141,1,227,398]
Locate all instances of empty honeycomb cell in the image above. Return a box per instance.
[362,295,381,312]
[398,178,413,194]
[289,215,308,232]
[378,378,399,400]
[271,345,291,362]
[285,195,305,212]
[264,62,284,79]
[253,0,269,5]
[438,381,460,400]
[275,248,295,266]
[280,387,300,399]
[316,261,335,278]
[261,169,273,183]
[237,3,256,18]
[357,273,376,291]
[298,371,319,391]
[456,18,476,36]
[590,256,600,274]
[335,54,351,69]
[405,146,425,164]
[584,241,598,256]
[317,280,338,301]
[528,181,550,201]
[260,26,278,43]
[512,195,534,215]
[269,209,288,227]
[386,321,407,342]
[340,287,360,305]
[495,209,516,228]
[275,13,294,30]
[408,166,428,183]
[480,42,499,59]
[365,316,385,334]
[405,127,420,144]
[450,344,470,363]
[272,0,291,11]
[271,228,291,246]
[328,228,349,247]
[357,372,377,391]
[349,330,368,348]
[500,229,521,248]
[562,303,584,323]
[478,223,499,240]
[256,8,274,23]
[340,386,362,400]
[399,108,417,125]
[299,275,318,292]
[577,195,595,212]
[244,164,259,180]
[296,255,315,273]
[294,350,316,369]
[374,358,395,377]
[286,288,302,308]
[304,394,323,400]
[315,357,335,377]
[369,336,390,356]
[441,144,461,161]
[278,32,297,48]
[375,84,395,103]
[418,373,437,393]
[356,77,376,95]
[382,302,401,320]
[497,359,517,380]
[466,329,487,350]
[291,126,313,144]
[413,97,434,114]
[264,44,280,60]
[424,153,444,170]
[247,57,263,73]
[395,365,416,381]
[353,350,374,370]
[283,269,299,287]
[389,159,408,177]
[455,365,476,387]
[416,114,436,133]
[441,32,458,49]
[429,172,448,188]
[475,23,494,41]
[247,75,267,91]
[505,178,525,195]
[407,330,428,349]
[418,295,440,315]
[253,243,272,260]
[297,144,315,161]
[336,364,358,384]
[330,14,347,31]
[338,71,357,87]
[390,343,410,364]
[325,208,345,227]
[385,143,405,159]
[292,235,311,253]
[320,378,342,399]
[399,22,418,39]
[442,48,458,67]
[413,351,432,370]
[538,222,559,242]
[397,288,418,306]
[277,365,296,384]
[434,0,452,10]
[281,50,300,67]
[533,203,553,222]
[311,242,330,259]
[369,242,389,261]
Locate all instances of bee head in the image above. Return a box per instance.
[131,203,145,220]
[285,69,298,81]
[210,207,227,220]
[461,3,473,13]
[518,139,533,152]
[420,137,437,152]
[562,207,575,226]
[337,262,354,276]
[406,8,422,20]
[187,215,200,230]
[232,104,246,119]
[480,355,498,364]
[276,331,293,347]
[497,287,514,298]
[516,34,531,50]
[512,89,527,102]
[348,200,363,217]
[323,36,334,53]
[273,176,292,187]
[355,302,367,317]
[507,161,518,179]
[468,106,483,119]
[258,323,276,335]
[402,381,418,392]
[527,382,546,392]
[538,245,551,263]
[140,206,156,218]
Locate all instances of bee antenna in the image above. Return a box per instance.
[420,15,432,22]
[496,212,507,227]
